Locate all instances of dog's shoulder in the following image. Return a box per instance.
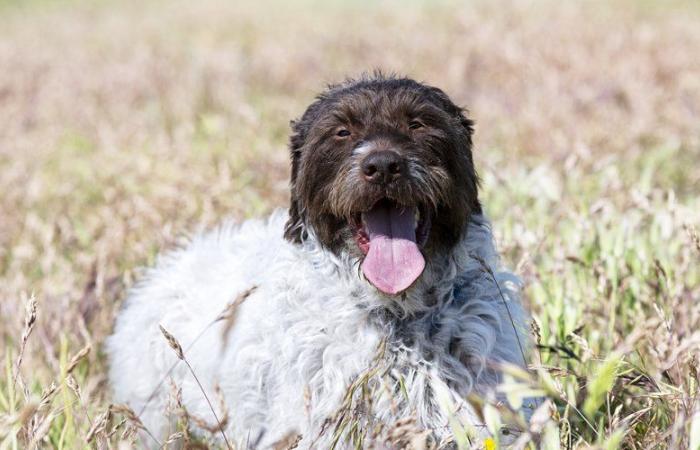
[113,210,309,342]
[136,209,294,289]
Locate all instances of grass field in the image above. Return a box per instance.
[1,0,699,448]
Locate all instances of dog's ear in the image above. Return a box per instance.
[434,88,481,215]
[457,110,482,214]
[426,87,472,136]
[284,120,307,243]
[458,111,474,148]
[426,86,476,149]
[426,85,483,215]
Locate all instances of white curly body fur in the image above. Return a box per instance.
[106,210,527,448]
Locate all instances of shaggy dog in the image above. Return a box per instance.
[106,75,529,449]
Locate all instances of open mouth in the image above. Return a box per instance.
[349,199,432,295]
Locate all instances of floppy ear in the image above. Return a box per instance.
[459,112,474,148]
[283,121,307,243]
[457,110,482,215]
[425,85,482,215]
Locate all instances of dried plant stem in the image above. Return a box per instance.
[470,254,527,364]
[472,253,600,438]
[13,294,38,391]
[110,404,162,448]
[182,359,233,449]
[159,325,233,449]
[138,288,255,420]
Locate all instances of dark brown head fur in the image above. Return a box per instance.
[284,75,481,260]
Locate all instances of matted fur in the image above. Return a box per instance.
[106,76,530,448]
[106,212,527,448]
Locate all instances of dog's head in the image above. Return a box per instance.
[285,76,481,295]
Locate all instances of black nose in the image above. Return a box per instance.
[361,151,406,184]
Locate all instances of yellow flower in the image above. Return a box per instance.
[484,437,496,450]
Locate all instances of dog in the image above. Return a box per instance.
[106,75,529,449]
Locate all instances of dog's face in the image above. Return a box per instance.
[285,77,480,295]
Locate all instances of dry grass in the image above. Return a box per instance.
[1,0,699,448]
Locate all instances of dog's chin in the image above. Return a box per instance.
[344,198,433,296]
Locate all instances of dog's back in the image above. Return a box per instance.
[106,212,301,444]
[107,211,528,448]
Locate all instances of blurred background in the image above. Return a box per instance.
[0,0,699,448]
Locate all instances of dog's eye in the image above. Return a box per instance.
[336,128,351,138]
[408,120,424,130]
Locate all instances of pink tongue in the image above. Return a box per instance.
[361,203,426,295]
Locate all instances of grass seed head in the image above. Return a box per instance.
[159,324,184,360]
